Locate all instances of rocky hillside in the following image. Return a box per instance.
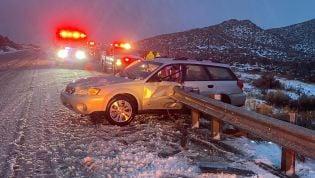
[268,19,315,56]
[137,19,315,64]
[137,19,315,82]
[0,35,22,52]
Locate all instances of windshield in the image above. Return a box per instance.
[119,60,162,80]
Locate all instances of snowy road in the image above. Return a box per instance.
[0,50,286,177]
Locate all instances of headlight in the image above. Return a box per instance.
[116,59,122,66]
[75,50,87,60]
[75,88,100,95]
[57,49,68,58]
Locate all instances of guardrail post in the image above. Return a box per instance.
[191,109,200,129]
[210,94,222,140]
[281,112,296,176]
[211,119,221,140]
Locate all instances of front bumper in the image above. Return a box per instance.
[56,57,88,64]
[60,91,105,115]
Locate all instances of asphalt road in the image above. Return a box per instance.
[0,50,271,177]
[0,50,103,177]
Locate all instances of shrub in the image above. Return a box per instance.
[297,111,315,129]
[253,74,282,89]
[257,103,273,115]
[297,94,315,111]
[265,90,290,107]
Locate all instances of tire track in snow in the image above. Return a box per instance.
[0,67,37,178]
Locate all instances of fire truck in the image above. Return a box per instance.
[54,28,91,65]
[100,42,143,73]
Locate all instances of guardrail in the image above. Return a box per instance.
[171,87,315,176]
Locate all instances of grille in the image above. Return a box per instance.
[65,86,75,94]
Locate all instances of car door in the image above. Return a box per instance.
[205,65,240,94]
[182,64,217,96]
[143,64,183,110]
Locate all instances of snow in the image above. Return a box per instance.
[0,46,18,54]
[277,77,315,96]
[196,45,228,51]
[223,137,315,178]
[235,72,261,80]
[236,71,315,99]
[252,48,287,58]
[1,51,314,177]
[227,25,253,39]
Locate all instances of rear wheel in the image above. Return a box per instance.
[105,96,136,126]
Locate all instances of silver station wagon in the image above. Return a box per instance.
[61,58,246,126]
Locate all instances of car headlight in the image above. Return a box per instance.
[116,59,122,66]
[75,50,87,60]
[57,49,69,58]
[75,88,100,95]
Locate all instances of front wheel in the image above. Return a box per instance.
[105,96,136,126]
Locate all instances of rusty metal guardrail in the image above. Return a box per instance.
[171,87,315,160]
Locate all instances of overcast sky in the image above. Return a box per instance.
[0,0,315,45]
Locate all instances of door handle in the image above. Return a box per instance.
[208,85,214,88]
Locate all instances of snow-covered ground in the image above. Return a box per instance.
[0,50,314,177]
[236,71,315,101]
[276,77,315,96]
[224,137,315,178]
[0,46,19,54]
[233,71,315,177]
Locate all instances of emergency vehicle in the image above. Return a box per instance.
[55,28,90,65]
[100,42,143,73]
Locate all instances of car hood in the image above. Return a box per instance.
[68,75,133,90]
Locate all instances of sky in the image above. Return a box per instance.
[0,0,315,45]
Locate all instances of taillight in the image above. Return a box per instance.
[237,80,244,91]
[124,57,130,62]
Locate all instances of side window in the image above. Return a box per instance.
[184,65,210,81]
[156,64,182,83]
[206,66,236,81]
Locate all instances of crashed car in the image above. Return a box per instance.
[60,58,246,126]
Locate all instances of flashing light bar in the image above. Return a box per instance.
[111,42,132,50]
[58,30,87,39]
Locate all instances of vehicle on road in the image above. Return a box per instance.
[61,58,245,126]
[54,29,90,66]
[100,42,143,73]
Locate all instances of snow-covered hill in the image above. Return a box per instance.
[137,19,314,62]
[137,19,315,82]
[0,35,22,53]
[268,19,315,56]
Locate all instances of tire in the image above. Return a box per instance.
[105,95,136,126]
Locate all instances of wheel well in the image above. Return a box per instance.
[111,93,138,113]
[220,94,231,104]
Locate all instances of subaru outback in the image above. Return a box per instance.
[60,58,245,126]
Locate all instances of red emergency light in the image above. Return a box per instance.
[111,42,131,50]
[58,29,87,40]
[88,41,95,46]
